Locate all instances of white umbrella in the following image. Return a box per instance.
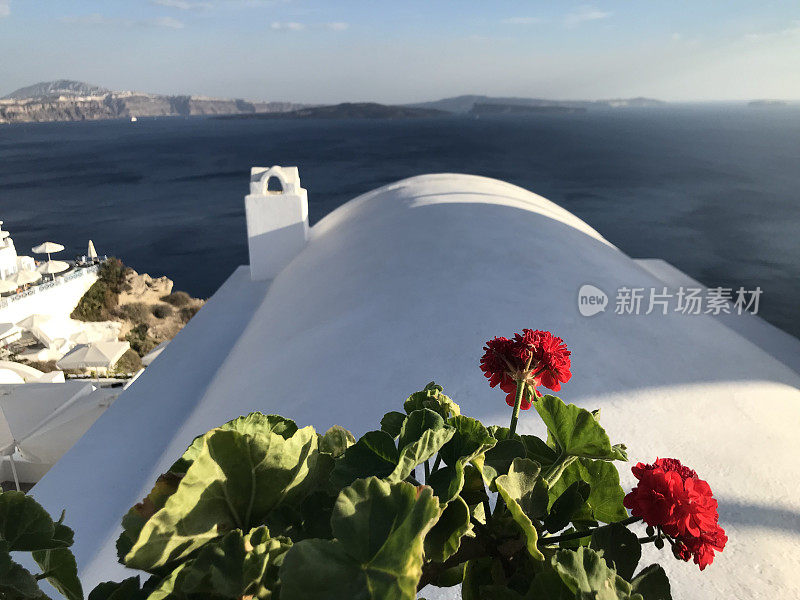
[56,341,130,371]
[87,240,98,261]
[31,241,65,263]
[0,382,110,490]
[10,269,42,286]
[17,314,51,330]
[0,279,17,293]
[37,260,69,276]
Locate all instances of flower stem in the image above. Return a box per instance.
[508,380,525,436]
[539,515,642,546]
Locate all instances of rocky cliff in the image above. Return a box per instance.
[0,80,304,124]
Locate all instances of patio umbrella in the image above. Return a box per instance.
[37,260,69,277]
[17,314,51,330]
[32,241,65,263]
[10,269,42,286]
[87,240,98,261]
[56,341,130,371]
[0,382,109,490]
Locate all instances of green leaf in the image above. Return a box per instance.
[280,477,440,600]
[170,412,298,473]
[319,425,355,458]
[520,435,559,469]
[487,426,515,441]
[147,526,291,599]
[630,564,672,600]
[478,586,525,600]
[0,541,41,598]
[544,481,591,534]
[88,577,145,600]
[403,383,460,420]
[494,458,548,561]
[459,464,490,506]
[300,491,336,539]
[461,558,496,600]
[525,570,574,599]
[330,430,399,487]
[480,438,527,491]
[0,491,69,551]
[398,409,445,449]
[424,496,470,562]
[552,547,636,600]
[117,473,183,562]
[389,425,454,484]
[380,411,406,438]
[125,426,318,571]
[548,459,628,524]
[432,562,466,587]
[427,417,495,503]
[32,547,84,600]
[534,396,626,461]
[590,524,641,581]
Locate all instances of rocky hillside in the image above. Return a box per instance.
[71,258,204,358]
[0,80,305,124]
[2,79,109,100]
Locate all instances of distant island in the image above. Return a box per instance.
[748,99,789,108]
[0,79,305,125]
[216,102,447,120]
[0,80,668,125]
[469,102,586,115]
[409,94,666,113]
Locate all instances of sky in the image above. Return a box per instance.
[1,1,799,103]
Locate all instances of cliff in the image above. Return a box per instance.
[0,81,305,124]
[218,102,448,120]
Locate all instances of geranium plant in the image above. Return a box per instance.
[0,329,725,599]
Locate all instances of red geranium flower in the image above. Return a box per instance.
[624,458,727,570]
[479,329,571,409]
[673,525,728,571]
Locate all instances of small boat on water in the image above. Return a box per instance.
[130,116,137,122]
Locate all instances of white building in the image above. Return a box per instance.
[0,221,99,333]
[0,220,35,279]
[28,170,800,598]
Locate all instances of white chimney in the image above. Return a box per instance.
[245,166,309,281]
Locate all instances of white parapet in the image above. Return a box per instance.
[245,166,309,281]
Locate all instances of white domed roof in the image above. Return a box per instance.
[29,174,800,597]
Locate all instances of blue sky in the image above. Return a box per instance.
[1,1,798,102]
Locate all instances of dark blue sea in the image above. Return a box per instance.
[1,106,798,337]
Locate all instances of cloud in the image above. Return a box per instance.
[152,16,186,29]
[150,0,211,9]
[270,21,306,31]
[0,1,10,18]
[501,17,543,25]
[59,14,186,29]
[564,5,611,27]
[269,21,349,32]
[744,22,800,41]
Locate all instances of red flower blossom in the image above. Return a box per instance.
[674,526,728,571]
[479,329,571,409]
[624,458,726,570]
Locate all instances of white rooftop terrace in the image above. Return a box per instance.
[30,171,800,598]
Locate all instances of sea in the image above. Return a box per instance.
[1,105,798,338]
